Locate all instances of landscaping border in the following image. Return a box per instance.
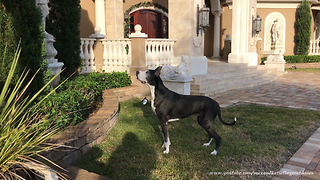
[42,85,140,164]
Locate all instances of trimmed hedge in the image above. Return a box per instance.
[35,72,132,128]
[0,1,50,96]
[261,55,320,64]
[47,0,81,77]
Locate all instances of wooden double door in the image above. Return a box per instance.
[130,9,168,38]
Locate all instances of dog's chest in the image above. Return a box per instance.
[149,85,156,113]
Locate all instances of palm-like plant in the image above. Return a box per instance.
[0,44,66,179]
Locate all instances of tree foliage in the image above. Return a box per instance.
[295,0,312,55]
[0,0,51,96]
[47,0,81,77]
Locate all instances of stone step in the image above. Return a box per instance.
[191,75,276,96]
[190,60,278,96]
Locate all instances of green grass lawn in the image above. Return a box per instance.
[74,99,320,180]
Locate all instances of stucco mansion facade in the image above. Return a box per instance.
[79,0,320,69]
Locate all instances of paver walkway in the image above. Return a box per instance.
[211,71,320,180]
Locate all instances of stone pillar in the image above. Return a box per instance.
[212,10,222,59]
[129,25,149,97]
[105,0,124,38]
[168,0,207,76]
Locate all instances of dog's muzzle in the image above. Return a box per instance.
[136,71,146,84]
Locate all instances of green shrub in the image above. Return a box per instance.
[295,0,312,55]
[261,55,320,64]
[36,71,132,128]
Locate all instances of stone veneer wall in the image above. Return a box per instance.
[42,85,140,165]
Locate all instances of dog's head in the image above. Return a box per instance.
[136,66,162,86]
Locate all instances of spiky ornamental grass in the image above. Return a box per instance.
[0,44,66,179]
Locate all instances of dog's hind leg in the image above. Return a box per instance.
[160,121,171,154]
[198,116,221,155]
[208,129,221,155]
[197,115,213,147]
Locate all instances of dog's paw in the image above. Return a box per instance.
[203,142,210,146]
[210,150,218,156]
[163,150,169,154]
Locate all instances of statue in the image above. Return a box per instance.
[160,55,192,82]
[270,19,280,50]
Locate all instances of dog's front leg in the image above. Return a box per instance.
[160,121,170,154]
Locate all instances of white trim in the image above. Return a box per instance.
[257,3,300,9]
[128,6,168,17]
[311,7,320,11]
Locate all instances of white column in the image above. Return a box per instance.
[95,0,106,35]
[228,0,250,64]
[212,10,222,58]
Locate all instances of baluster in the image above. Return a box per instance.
[165,41,169,65]
[145,40,149,68]
[152,41,157,69]
[102,40,107,72]
[118,40,124,72]
[315,40,319,54]
[106,40,112,72]
[159,41,163,66]
[80,39,85,61]
[83,40,90,73]
[127,39,132,73]
[89,40,95,72]
[170,41,175,64]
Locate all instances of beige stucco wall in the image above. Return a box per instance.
[80,0,95,38]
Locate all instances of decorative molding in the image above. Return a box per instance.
[257,3,300,9]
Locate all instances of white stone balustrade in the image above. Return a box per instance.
[309,39,320,55]
[145,39,176,69]
[79,38,176,73]
[101,39,131,73]
[80,38,96,74]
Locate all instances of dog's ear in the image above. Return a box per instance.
[155,66,162,77]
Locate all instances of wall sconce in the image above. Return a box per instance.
[197,4,210,36]
[253,15,262,35]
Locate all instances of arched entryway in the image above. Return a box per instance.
[129,9,168,38]
[124,2,168,38]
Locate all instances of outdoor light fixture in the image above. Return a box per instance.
[253,15,262,35]
[197,4,210,36]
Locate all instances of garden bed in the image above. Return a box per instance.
[41,85,140,165]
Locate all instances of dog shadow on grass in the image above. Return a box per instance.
[76,132,157,180]
[132,101,163,139]
[105,132,157,179]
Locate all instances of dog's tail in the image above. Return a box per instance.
[218,109,237,125]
